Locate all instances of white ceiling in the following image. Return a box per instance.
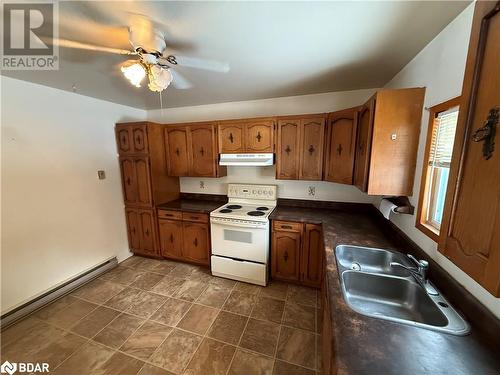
[2,1,470,109]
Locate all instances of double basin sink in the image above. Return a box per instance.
[335,245,469,335]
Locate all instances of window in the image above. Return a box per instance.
[416,97,460,241]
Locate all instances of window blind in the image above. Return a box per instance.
[428,106,459,168]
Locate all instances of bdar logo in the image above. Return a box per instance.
[0,361,17,375]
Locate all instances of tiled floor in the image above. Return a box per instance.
[1,256,322,375]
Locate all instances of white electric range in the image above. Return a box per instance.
[210,183,277,286]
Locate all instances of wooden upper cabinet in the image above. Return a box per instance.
[246,120,274,152]
[165,126,190,176]
[353,88,425,195]
[276,119,300,179]
[119,156,152,207]
[188,124,218,177]
[272,229,301,282]
[115,123,149,154]
[324,107,359,184]
[131,125,148,153]
[116,127,132,154]
[219,123,245,153]
[439,2,500,297]
[299,118,325,180]
[120,157,137,204]
[301,224,323,288]
[182,222,210,265]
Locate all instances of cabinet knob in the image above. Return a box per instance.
[256,131,262,142]
[175,148,180,156]
[281,225,292,229]
[200,147,204,156]
[193,238,198,247]
[132,227,136,234]
[285,145,291,155]
[170,234,174,243]
[308,145,315,155]
[229,132,234,143]
[284,251,289,261]
[337,144,343,156]
[145,229,149,236]
[136,136,141,144]
[126,177,131,185]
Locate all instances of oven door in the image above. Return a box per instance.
[210,219,268,263]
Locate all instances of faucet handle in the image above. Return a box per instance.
[407,254,428,269]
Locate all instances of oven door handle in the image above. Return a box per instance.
[210,219,267,229]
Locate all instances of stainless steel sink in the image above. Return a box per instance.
[335,245,470,335]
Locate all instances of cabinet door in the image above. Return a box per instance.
[246,120,274,152]
[134,157,152,206]
[189,124,217,177]
[276,119,300,179]
[139,210,157,256]
[353,98,375,192]
[300,224,323,288]
[120,157,137,205]
[125,208,141,251]
[158,219,183,260]
[299,118,325,180]
[272,230,301,282]
[182,222,210,265]
[219,123,245,153]
[439,2,500,297]
[324,108,359,184]
[116,126,132,154]
[131,125,148,153]
[165,127,189,176]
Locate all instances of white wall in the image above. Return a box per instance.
[384,4,500,318]
[148,89,377,203]
[0,76,146,314]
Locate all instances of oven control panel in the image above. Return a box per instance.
[227,184,277,200]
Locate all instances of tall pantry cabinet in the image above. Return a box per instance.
[116,122,180,257]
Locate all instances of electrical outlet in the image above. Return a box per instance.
[200,181,205,189]
[97,170,106,180]
[308,186,315,196]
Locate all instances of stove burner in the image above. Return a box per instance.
[226,205,242,210]
[219,209,232,213]
[248,211,265,216]
[256,207,269,211]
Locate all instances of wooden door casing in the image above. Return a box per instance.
[158,219,184,260]
[276,119,300,179]
[301,224,323,287]
[246,120,274,152]
[324,108,359,184]
[272,230,301,282]
[353,98,375,192]
[188,124,217,177]
[299,118,325,180]
[182,222,210,265]
[219,123,245,153]
[165,126,190,176]
[439,2,500,296]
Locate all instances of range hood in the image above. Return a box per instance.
[219,153,274,166]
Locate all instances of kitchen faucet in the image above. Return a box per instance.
[390,254,438,295]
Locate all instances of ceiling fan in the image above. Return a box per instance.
[47,13,230,93]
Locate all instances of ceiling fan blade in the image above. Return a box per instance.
[170,69,193,90]
[47,38,134,55]
[162,55,230,73]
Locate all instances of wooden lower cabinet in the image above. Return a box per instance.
[125,207,158,257]
[158,210,210,266]
[271,220,323,288]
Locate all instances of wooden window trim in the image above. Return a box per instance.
[416,96,461,242]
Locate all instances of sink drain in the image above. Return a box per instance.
[350,262,361,271]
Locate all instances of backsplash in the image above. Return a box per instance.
[180,166,377,203]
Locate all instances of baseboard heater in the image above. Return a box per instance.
[0,257,118,330]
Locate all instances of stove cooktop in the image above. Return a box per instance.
[211,203,276,221]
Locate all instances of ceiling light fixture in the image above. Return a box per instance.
[147,65,173,92]
[121,61,146,87]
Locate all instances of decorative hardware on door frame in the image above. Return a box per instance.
[285,145,291,155]
[472,107,498,160]
[256,131,262,142]
[308,145,315,155]
[229,133,234,143]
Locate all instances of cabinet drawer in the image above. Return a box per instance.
[182,212,209,223]
[273,220,303,232]
[157,209,182,220]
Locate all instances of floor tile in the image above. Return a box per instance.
[93,313,144,348]
[137,363,176,375]
[95,352,144,375]
[134,258,163,271]
[151,262,177,275]
[71,306,120,338]
[171,280,207,302]
[34,295,80,320]
[260,281,288,301]
[71,279,124,304]
[125,291,166,318]
[184,338,235,375]
[282,303,316,331]
[168,263,198,279]
[120,321,172,361]
[189,267,213,283]
[316,334,322,372]
[222,291,257,316]
[209,277,237,289]
[240,318,280,356]
[149,329,202,374]
[234,281,263,295]
[46,299,98,329]
[276,326,316,369]
[272,360,315,375]
[251,296,285,324]
[120,256,145,269]
[150,297,192,326]
[103,267,145,285]
[129,272,164,290]
[207,311,248,345]
[104,288,142,311]
[151,276,185,297]
[228,348,274,375]
[177,304,219,335]
[196,284,231,308]
[287,285,317,307]
[52,341,115,375]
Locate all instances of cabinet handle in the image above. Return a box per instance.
[164,213,173,217]
[472,107,499,160]
[281,225,292,229]
[190,216,199,220]
[308,145,315,155]
[284,251,289,261]
[337,143,343,156]
[256,131,262,142]
[170,234,174,243]
[145,229,149,236]
[285,145,291,155]
[121,136,127,144]
[200,147,204,156]
[126,177,131,185]
[136,136,141,144]
[229,133,234,143]
[175,148,180,156]
[132,227,136,234]
[193,238,198,247]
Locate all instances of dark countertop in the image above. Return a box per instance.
[270,205,500,375]
[156,195,226,214]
